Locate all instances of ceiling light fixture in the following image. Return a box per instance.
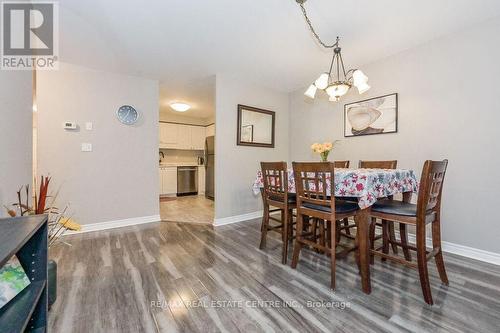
[170,102,191,112]
[297,0,370,101]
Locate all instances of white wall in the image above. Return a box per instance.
[0,72,32,216]
[215,75,289,220]
[290,18,500,253]
[37,63,159,225]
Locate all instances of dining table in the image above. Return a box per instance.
[253,167,419,294]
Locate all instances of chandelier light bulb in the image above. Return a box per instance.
[356,82,371,94]
[304,84,317,99]
[353,70,368,86]
[314,73,329,90]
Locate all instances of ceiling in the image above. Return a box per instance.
[57,0,500,117]
[159,76,215,120]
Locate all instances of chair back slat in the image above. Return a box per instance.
[293,162,334,210]
[261,162,288,201]
[334,160,350,168]
[417,160,448,214]
[359,160,398,169]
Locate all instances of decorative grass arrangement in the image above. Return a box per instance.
[3,175,81,247]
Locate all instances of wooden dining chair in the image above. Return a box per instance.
[340,160,411,260]
[370,160,449,305]
[333,161,350,168]
[291,162,358,289]
[358,160,398,169]
[260,162,296,264]
[358,160,411,261]
[340,160,407,260]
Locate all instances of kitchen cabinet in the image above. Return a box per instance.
[159,123,206,150]
[206,124,215,137]
[159,166,177,195]
[191,126,206,150]
[198,166,206,195]
[159,123,178,149]
[177,125,192,149]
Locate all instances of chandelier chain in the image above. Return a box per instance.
[298,3,338,49]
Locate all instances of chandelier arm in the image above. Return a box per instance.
[327,51,336,77]
[345,68,356,78]
[336,52,341,81]
[339,52,348,81]
[299,3,339,49]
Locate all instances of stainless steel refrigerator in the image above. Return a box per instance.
[205,136,215,200]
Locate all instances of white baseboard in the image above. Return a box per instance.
[403,233,500,266]
[65,215,161,235]
[213,210,264,227]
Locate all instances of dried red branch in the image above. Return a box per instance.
[36,176,51,214]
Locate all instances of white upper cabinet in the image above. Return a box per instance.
[159,123,207,150]
[191,126,206,150]
[177,124,192,149]
[159,123,178,148]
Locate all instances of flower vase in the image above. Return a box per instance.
[320,151,330,162]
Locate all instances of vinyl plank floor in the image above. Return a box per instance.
[160,195,214,224]
[48,219,500,333]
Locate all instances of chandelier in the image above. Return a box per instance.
[297,0,370,101]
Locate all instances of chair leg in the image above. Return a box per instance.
[291,213,304,269]
[416,224,433,305]
[327,221,332,248]
[259,203,270,249]
[330,220,336,290]
[319,220,326,253]
[280,209,285,242]
[311,218,319,252]
[399,223,412,261]
[335,221,341,244]
[381,220,389,262]
[343,217,351,235]
[388,221,398,254]
[369,217,377,264]
[282,208,289,265]
[288,210,294,239]
[432,216,449,285]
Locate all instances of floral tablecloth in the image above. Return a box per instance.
[253,168,418,209]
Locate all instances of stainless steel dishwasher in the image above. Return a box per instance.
[177,166,198,196]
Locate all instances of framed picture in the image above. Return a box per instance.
[344,93,398,137]
[237,104,275,148]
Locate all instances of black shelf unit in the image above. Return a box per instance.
[0,215,48,333]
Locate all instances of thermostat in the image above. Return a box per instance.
[63,122,77,130]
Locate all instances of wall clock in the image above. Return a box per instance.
[116,105,138,125]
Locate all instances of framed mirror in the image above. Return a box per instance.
[237,104,275,148]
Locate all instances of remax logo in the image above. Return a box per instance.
[1,1,58,70]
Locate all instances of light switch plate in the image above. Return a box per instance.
[85,122,93,130]
[81,143,92,152]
